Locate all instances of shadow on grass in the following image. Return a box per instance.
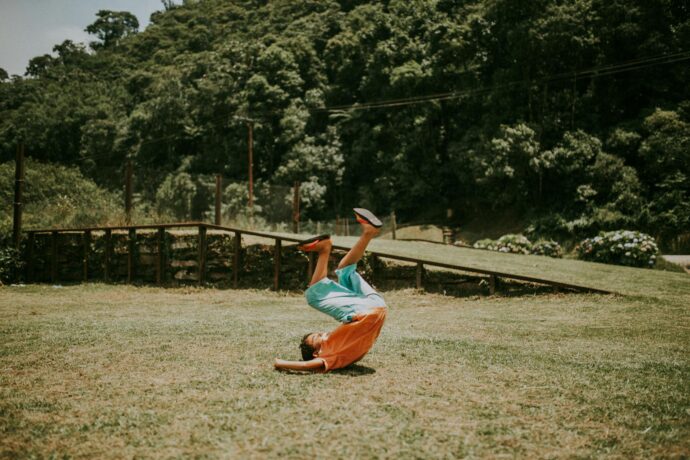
[330,364,376,376]
[277,364,376,377]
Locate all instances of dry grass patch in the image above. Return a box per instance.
[1,284,689,458]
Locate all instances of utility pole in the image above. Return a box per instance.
[247,121,254,211]
[125,160,133,225]
[292,181,301,234]
[13,143,25,249]
[215,174,222,225]
[234,116,257,218]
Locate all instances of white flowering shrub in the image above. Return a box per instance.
[474,234,564,258]
[576,230,658,267]
[531,240,564,258]
[494,234,533,254]
[473,238,498,250]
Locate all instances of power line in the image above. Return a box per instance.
[315,50,690,112]
[73,49,690,163]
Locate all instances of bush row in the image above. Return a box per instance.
[472,234,564,258]
[471,230,659,268]
[576,230,658,268]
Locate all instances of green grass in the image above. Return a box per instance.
[1,284,689,458]
[318,236,690,298]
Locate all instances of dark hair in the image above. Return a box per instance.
[299,333,315,361]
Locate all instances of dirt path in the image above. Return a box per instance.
[662,255,690,273]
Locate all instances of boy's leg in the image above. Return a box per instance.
[337,223,380,269]
[300,239,332,286]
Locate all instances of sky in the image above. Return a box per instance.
[0,0,164,76]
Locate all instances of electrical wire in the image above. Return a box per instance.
[315,50,690,112]
[72,49,690,163]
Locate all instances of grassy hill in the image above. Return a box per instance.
[264,231,690,300]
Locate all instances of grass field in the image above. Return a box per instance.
[1,283,689,458]
[259,232,690,297]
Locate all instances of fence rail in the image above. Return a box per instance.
[23,221,611,294]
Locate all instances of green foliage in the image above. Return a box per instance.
[531,240,563,258]
[576,230,658,268]
[0,159,122,230]
[0,245,23,284]
[85,10,140,49]
[473,234,532,255]
[474,234,563,258]
[494,234,533,255]
[0,0,688,237]
[638,106,690,241]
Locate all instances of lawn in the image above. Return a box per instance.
[262,233,690,297]
[1,283,688,458]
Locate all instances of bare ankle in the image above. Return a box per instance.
[362,226,380,237]
[317,240,332,254]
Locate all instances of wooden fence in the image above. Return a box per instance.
[23,222,608,294]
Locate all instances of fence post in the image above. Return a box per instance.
[273,239,281,291]
[391,211,397,240]
[233,231,241,288]
[156,227,165,285]
[215,175,222,226]
[416,262,423,290]
[26,231,34,283]
[443,227,453,245]
[127,228,136,283]
[198,225,207,286]
[83,230,91,282]
[12,143,24,249]
[104,229,112,282]
[51,231,58,284]
[489,275,498,295]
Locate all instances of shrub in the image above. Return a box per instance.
[0,245,23,284]
[494,234,533,254]
[0,159,122,229]
[473,238,497,250]
[576,230,658,268]
[531,240,563,258]
[474,234,564,258]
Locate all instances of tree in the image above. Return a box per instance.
[25,55,54,77]
[638,106,690,241]
[85,10,140,49]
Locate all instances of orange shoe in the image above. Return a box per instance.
[297,234,331,251]
[353,208,383,228]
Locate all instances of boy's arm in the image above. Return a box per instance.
[274,358,325,372]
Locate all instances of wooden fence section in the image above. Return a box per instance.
[23,222,611,294]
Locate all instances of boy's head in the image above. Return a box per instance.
[299,332,324,360]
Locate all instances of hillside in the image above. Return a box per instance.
[0,0,688,246]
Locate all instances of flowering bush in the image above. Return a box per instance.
[494,234,533,254]
[473,238,498,250]
[531,240,564,258]
[474,234,564,258]
[576,230,658,267]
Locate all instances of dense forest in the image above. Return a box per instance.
[1,0,689,246]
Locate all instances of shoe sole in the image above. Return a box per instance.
[297,234,331,250]
[353,208,383,228]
